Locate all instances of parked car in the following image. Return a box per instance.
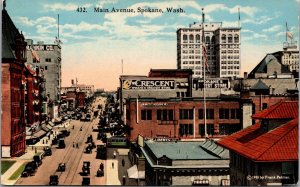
[82,177,90,185]
[58,138,66,148]
[49,175,58,185]
[33,155,42,166]
[85,114,91,121]
[21,162,36,177]
[44,146,52,156]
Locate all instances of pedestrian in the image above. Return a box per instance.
[73,142,75,148]
[112,162,114,169]
[113,151,116,159]
[76,143,79,148]
[42,139,45,144]
[46,140,48,144]
[72,125,74,129]
[122,159,125,167]
[34,147,37,153]
[123,175,126,185]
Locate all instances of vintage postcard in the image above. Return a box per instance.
[1,0,299,186]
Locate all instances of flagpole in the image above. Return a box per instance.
[286,22,288,42]
[202,8,208,138]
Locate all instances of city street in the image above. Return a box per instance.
[15,98,112,185]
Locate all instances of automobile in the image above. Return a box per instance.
[21,162,36,177]
[60,130,70,137]
[86,134,93,143]
[96,145,107,160]
[44,146,52,156]
[84,144,92,154]
[76,113,82,120]
[49,175,59,185]
[58,138,66,148]
[85,114,91,121]
[33,155,42,167]
[57,163,66,172]
[82,161,90,176]
[82,177,90,185]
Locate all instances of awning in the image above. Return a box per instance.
[127,165,145,179]
[48,121,55,127]
[26,135,37,140]
[33,130,46,138]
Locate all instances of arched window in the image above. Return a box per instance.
[234,34,239,43]
[211,36,215,44]
[221,34,226,43]
[189,34,194,43]
[228,34,233,43]
[205,36,210,44]
[196,34,200,43]
[183,34,187,43]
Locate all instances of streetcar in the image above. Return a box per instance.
[106,136,128,147]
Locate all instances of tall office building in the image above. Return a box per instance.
[26,39,61,118]
[177,22,241,78]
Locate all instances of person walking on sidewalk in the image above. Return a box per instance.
[112,162,114,169]
[122,159,125,167]
[123,175,126,185]
[113,151,116,159]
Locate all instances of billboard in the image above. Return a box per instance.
[122,79,175,90]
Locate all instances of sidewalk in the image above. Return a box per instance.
[105,160,121,185]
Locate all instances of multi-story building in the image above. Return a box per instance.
[125,96,253,141]
[217,101,298,186]
[25,39,61,115]
[177,22,241,78]
[2,8,27,157]
[272,42,299,74]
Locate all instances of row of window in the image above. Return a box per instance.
[221,55,240,59]
[33,58,52,63]
[221,50,239,54]
[221,61,240,65]
[221,66,240,70]
[220,45,239,48]
[179,123,241,136]
[221,71,239,75]
[140,109,240,120]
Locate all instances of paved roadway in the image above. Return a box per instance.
[16,98,108,185]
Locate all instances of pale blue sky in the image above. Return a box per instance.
[5,0,300,90]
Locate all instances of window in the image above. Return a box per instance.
[219,124,241,135]
[221,34,226,43]
[45,66,48,70]
[228,34,233,43]
[205,36,210,44]
[262,103,268,110]
[179,124,193,136]
[157,109,174,121]
[196,34,200,43]
[179,109,194,120]
[231,109,240,119]
[189,34,194,43]
[234,34,239,43]
[141,109,152,120]
[45,58,52,62]
[219,108,229,119]
[198,109,214,119]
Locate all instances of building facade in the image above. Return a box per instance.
[2,8,27,157]
[177,22,241,78]
[125,97,252,141]
[140,139,230,186]
[25,39,61,105]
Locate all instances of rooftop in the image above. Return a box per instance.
[217,118,298,162]
[145,140,229,160]
[252,101,298,119]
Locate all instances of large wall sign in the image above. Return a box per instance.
[122,80,175,90]
[197,79,229,88]
[26,45,54,51]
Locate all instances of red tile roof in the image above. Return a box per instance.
[252,101,298,119]
[217,118,298,162]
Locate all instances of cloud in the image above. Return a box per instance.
[14,16,56,26]
[228,5,258,17]
[242,15,273,25]
[262,25,282,32]
[43,3,92,12]
[61,22,105,33]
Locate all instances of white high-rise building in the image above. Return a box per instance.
[177,22,241,78]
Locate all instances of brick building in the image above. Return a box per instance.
[2,8,27,157]
[217,101,298,186]
[125,96,252,141]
